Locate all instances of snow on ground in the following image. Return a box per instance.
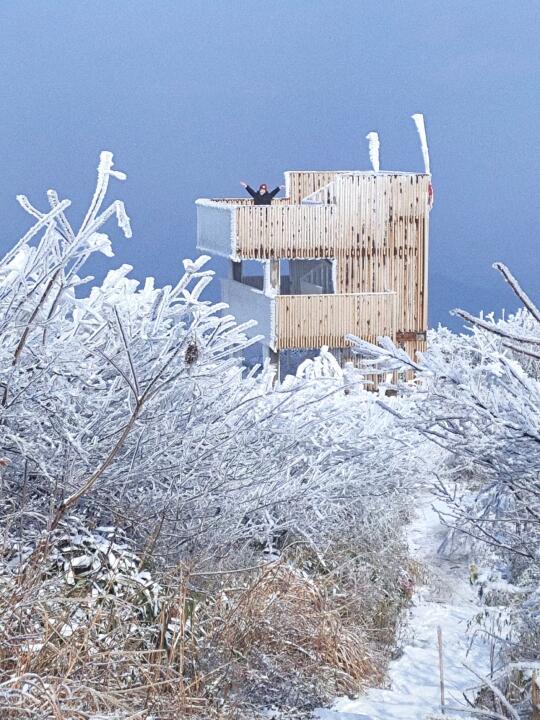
[315,496,493,720]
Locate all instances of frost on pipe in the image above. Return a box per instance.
[366,131,380,172]
[411,113,431,175]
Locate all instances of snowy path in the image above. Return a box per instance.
[315,497,491,720]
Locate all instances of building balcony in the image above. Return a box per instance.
[196,171,430,261]
[197,199,338,260]
[221,278,396,352]
[274,291,396,350]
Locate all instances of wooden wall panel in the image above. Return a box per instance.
[332,174,430,350]
[275,292,396,350]
[285,171,340,204]
[235,205,338,259]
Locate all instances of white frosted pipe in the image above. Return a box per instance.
[365,131,380,172]
[411,113,431,174]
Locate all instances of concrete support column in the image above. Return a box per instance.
[231,259,242,282]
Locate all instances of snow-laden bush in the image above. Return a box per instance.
[0,154,436,718]
[350,263,540,717]
[0,152,268,553]
[0,151,433,570]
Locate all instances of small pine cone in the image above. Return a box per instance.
[185,342,199,366]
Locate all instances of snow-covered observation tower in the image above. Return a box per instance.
[196,115,433,377]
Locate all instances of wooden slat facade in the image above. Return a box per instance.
[285,171,341,204]
[230,173,430,345]
[332,174,430,343]
[236,205,338,258]
[274,292,396,351]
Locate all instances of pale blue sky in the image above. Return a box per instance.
[1,1,539,327]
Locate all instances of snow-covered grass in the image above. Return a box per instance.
[316,497,496,720]
[0,504,421,717]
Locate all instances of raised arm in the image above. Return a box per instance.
[269,185,283,199]
[240,181,256,198]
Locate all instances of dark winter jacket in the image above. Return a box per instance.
[245,185,280,205]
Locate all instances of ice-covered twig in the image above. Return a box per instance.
[453,308,540,346]
[347,333,424,373]
[2,199,71,267]
[493,262,540,324]
[80,150,128,236]
[462,662,520,720]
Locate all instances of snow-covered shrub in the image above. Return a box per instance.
[350,262,540,716]
[0,154,434,718]
[0,151,433,568]
[351,265,540,575]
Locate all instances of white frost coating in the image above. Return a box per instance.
[195,200,236,259]
[296,346,343,379]
[221,278,273,345]
[269,293,276,349]
[284,171,291,200]
[302,180,337,206]
[331,258,338,293]
[80,151,131,240]
[411,113,431,175]
[230,203,237,258]
[263,261,279,297]
[366,132,380,172]
[195,199,230,207]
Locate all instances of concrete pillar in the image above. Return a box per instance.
[231,260,242,282]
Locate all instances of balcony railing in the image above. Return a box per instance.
[207,197,291,206]
[196,200,339,259]
[196,173,430,261]
[274,291,396,350]
[236,204,338,259]
[220,274,397,351]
